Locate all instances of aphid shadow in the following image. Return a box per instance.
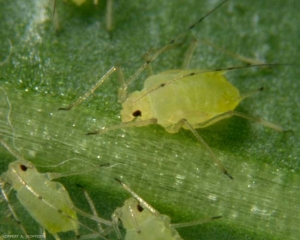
[181,107,253,154]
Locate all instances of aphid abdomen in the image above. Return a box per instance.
[147,70,241,132]
[16,175,78,234]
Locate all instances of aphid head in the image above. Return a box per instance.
[121,91,153,123]
[2,160,36,190]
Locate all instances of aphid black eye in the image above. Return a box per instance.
[20,164,28,171]
[132,110,142,117]
[137,204,144,212]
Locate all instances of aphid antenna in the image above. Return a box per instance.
[134,63,292,103]
[0,138,30,165]
[128,204,142,234]
[114,178,159,216]
[36,157,110,169]
[58,1,229,110]
[170,215,222,229]
[123,0,229,88]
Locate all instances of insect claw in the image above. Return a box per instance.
[58,105,73,111]
[85,130,100,135]
[224,170,233,180]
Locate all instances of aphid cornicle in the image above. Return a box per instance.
[112,178,221,240]
[59,0,284,179]
[0,139,113,240]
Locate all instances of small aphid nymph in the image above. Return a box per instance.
[0,139,113,239]
[112,178,221,240]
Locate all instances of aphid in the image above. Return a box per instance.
[0,139,113,240]
[59,0,284,179]
[52,0,114,32]
[112,178,221,240]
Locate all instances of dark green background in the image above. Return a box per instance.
[0,0,299,239]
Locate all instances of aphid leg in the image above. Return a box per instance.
[0,182,29,236]
[229,111,283,131]
[182,39,198,69]
[197,38,265,65]
[123,0,229,89]
[143,51,154,77]
[111,214,122,240]
[178,119,233,179]
[73,186,115,240]
[86,118,157,135]
[81,187,104,233]
[52,233,61,240]
[199,110,283,132]
[106,0,113,32]
[170,215,222,229]
[59,66,117,110]
[117,66,127,103]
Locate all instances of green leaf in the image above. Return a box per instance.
[0,0,299,239]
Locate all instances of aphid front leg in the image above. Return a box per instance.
[59,66,117,110]
[182,39,198,69]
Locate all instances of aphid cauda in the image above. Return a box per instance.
[112,178,221,240]
[59,0,284,179]
[0,139,113,240]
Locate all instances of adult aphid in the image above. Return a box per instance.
[0,139,113,240]
[59,0,285,179]
[112,178,221,240]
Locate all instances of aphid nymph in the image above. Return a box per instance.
[112,178,221,240]
[0,139,113,239]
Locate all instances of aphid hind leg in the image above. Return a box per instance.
[177,119,233,179]
[182,39,198,69]
[198,110,283,132]
[78,185,122,238]
[170,215,222,229]
[0,182,29,236]
[80,186,104,233]
[197,38,265,65]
